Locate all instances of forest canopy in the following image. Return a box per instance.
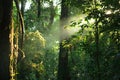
[0,0,120,80]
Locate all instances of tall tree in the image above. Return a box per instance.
[94,0,101,80]
[0,0,13,80]
[36,0,41,18]
[21,0,26,17]
[57,0,70,80]
[48,0,55,28]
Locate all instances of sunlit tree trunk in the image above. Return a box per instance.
[57,0,71,80]
[0,0,13,80]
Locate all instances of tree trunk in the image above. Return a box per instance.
[95,23,101,80]
[94,0,101,80]
[58,0,70,80]
[48,1,55,28]
[21,0,26,17]
[37,0,41,18]
[0,0,13,80]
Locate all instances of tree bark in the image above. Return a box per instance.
[57,0,70,80]
[21,0,26,17]
[0,0,13,80]
[36,0,41,18]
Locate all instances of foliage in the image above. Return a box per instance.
[17,30,58,80]
[16,0,120,80]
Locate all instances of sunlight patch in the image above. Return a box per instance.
[105,10,112,15]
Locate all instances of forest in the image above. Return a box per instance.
[0,0,120,80]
